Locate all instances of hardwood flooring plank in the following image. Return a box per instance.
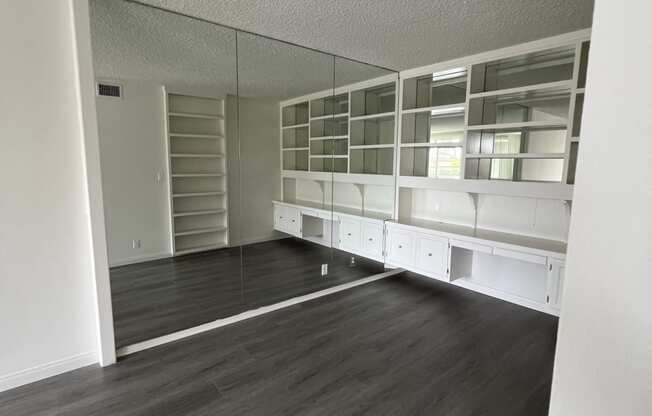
[1,272,558,415]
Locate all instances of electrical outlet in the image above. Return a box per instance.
[156,171,162,183]
[321,264,328,276]
[132,239,141,249]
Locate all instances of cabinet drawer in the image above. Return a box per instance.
[450,239,492,254]
[387,229,415,267]
[362,223,383,259]
[494,247,546,265]
[415,235,449,278]
[340,218,361,251]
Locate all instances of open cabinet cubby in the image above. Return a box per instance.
[310,94,348,118]
[310,116,348,138]
[350,82,396,117]
[282,101,309,127]
[402,68,467,110]
[167,92,229,255]
[350,116,395,146]
[469,45,575,94]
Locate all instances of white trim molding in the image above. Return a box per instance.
[0,352,97,393]
[70,0,116,367]
[109,251,172,268]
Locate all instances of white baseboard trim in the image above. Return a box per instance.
[117,268,405,357]
[109,251,171,267]
[0,351,97,393]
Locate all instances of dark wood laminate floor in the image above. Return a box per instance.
[0,272,558,416]
[111,238,385,348]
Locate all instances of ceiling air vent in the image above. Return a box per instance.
[96,82,122,98]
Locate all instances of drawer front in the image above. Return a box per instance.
[387,229,415,267]
[415,235,449,278]
[494,247,546,265]
[450,239,492,254]
[362,223,384,259]
[340,219,361,251]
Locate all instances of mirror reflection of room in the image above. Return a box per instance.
[89,0,398,350]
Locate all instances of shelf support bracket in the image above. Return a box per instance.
[467,192,479,232]
[354,183,365,215]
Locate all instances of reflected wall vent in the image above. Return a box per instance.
[96,82,122,98]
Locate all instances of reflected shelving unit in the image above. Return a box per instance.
[278,74,399,228]
[165,91,229,255]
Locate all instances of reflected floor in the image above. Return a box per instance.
[110,238,385,348]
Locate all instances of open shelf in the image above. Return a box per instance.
[350,82,396,117]
[174,226,228,237]
[173,209,227,217]
[172,191,225,198]
[170,153,224,158]
[169,112,223,120]
[310,93,348,118]
[167,92,229,255]
[468,87,570,127]
[172,173,225,178]
[403,67,467,110]
[466,120,567,131]
[469,45,575,94]
[282,101,309,127]
[174,242,228,256]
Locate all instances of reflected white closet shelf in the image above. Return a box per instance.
[169,133,224,139]
[168,112,224,120]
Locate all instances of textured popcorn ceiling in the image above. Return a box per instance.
[90,0,390,100]
[91,0,593,100]
[139,0,594,71]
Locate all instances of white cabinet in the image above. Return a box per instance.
[547,258,566,311]
[340,218,361,252]
[362,222,384,260]
[415,235,449,280]
[273,204,300,236]
[386,227,415,267]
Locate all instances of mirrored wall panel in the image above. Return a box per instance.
[236,31,338,309]
[89,0,240,348]
[90,0,397,351]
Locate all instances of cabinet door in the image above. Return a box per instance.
[547,259,566,310]
[285,206,300,235]
[274,205,300,236]
[340,218,361,252]
[415,235,449,279]
[386,228,415,267]
[362,222,383,260]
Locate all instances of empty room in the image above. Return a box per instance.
[0,0,650,415]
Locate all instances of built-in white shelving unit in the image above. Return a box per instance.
[274,30,592,316]
[165,92,229,255]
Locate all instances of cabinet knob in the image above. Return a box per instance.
[368,238,373,241]
[428,253,432,257]
[398,245,402,248]
[279,216,283,219]
[291,219,295,223]
[347,233,352,236]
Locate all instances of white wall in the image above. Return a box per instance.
[549,1,652,414]
[95,79,172,265]
[227,97,282,245]
[0,0,99,391]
